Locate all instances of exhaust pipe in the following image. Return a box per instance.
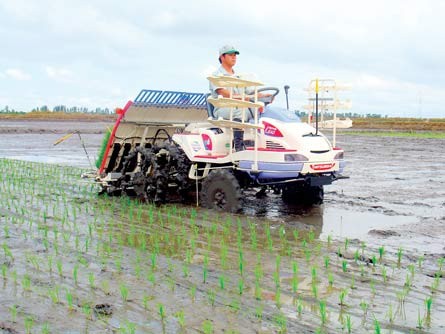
[284,85,290,110]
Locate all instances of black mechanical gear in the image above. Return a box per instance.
[200,169,242,213]
[142,142,191,205]
[120,146,155,200]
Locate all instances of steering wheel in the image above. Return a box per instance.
[255,87,280,105]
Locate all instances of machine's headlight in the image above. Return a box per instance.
[334,151,344,160]
[284,154,308,162]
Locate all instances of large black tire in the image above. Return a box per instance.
[200,169,242,213]
[282,184,324,205]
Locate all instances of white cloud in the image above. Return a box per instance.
[45,66,74,82]
[5,68,31,81]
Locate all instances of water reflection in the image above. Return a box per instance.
[241,190,324,238]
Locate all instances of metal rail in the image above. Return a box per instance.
[133,89,207,108]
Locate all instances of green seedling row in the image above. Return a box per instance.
[0,158,443,333]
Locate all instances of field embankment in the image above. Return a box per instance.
[0,111,117,122]
[351,117,445,131]
[1,112,444,131]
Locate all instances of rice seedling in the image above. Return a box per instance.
[345,314,352,333]
[22,274,31,292]
[386,303,395,324]
[374,318,381,334]
[82,303,92,320]
[293,229,299,242]
[56,259,63,277]
[202,320,214,334]
[175,310,185,328]
[88,272,95,289]
[378,246,385,262]
[404,273,412,289]
[120,321,136,334]
[203,264,208,284]
[41,322,50,334]
[275,287,281,308]
[342,260,348,273]
[431,274,440,293]
[319,299,327,325]
[273,270,280,290]
[336,246,342,258]
[238,279,244,295]
[158,303,166,322]
[407,264,415,278]
[311,281,318,299]
[353,249,359,263]
[1,264,7,280]
[219,274,226,290]
[292,260,299,293]
[266,226,273,251]
[255,279,262,300]
[3,225,9,238]
[24,315,34,334]
[438,257,444,273]
[360,241,366,255]
[425,296,433,315]
[207,289,216,307]
[296,298,303,316]
[274,311,287,333]
[2,243,13,259]
[304,248,312,263]
[255,304,264,319]
[350,274,355,290]
[360,300,369,318]
[323,256,329,269]
[182,262,190,278]
[250,223,258,250]
[339,288,348,306]
[120,283,129,302]
[73,264,78,285]
[381,266,388,283]
[9,304,17,322]
[396,288,407,306]
[190,285,197,302]
[66,289,74,311]
[344,238,349,251]
[239,250,244,276]
[328,272,334,287]
[417,308,423,329]
[308,230,315,243]
[48,285,60,304]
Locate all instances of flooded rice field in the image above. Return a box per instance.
[0,120,444,333]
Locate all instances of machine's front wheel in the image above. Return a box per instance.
[200,169,242,213]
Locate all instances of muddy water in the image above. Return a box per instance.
[0,120,444,333]
[0,121,444,252]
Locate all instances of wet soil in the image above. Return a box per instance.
[0,120,444,333]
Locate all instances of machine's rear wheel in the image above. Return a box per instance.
[200,169,242,213]
[282,184,324,205]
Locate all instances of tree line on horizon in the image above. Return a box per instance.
[0,105,401,119]
[0,105,113,114]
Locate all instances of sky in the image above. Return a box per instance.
[0,0,444,118]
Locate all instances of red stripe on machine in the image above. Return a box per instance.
[310,163,335,171]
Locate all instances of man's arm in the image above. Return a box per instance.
[215,88,272,101]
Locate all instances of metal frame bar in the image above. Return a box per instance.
[134,89,207,108]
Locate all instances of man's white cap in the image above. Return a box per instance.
[219,45,240,57]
